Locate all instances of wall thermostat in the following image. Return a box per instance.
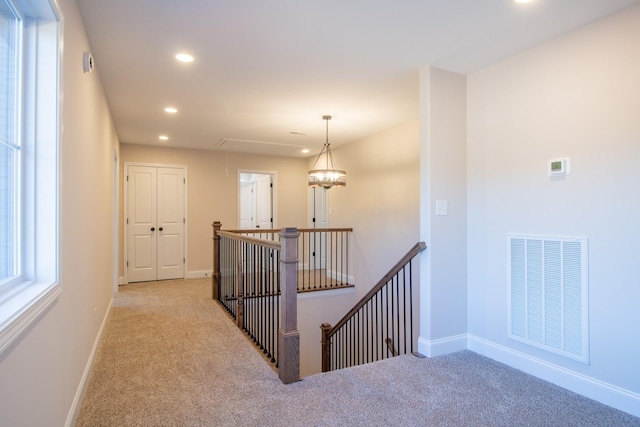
[83,52,94,73]
[548,157,570,176]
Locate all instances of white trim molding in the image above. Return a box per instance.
[468,335,640,418]
[186,270,213,279]
[65,296,113,427]
[418,333,467,358]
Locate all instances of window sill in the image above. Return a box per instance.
[0,280,62,355]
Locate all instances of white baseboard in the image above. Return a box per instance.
[468,335,640,418]
[297,286,355,300]
[185,270,213,279]
[65,296,114,427]
[327,269,355,285]
[417,333,467,357]
[120,271,212,284]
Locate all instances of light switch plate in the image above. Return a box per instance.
[436,200,448,216]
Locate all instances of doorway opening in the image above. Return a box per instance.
[238,171,276,229]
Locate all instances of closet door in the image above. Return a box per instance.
[127,165,185,283]
[127,166,157,282]
[156,167,185,280]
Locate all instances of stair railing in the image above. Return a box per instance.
[320,242,426,372]
[220,226,354,292]
[212,221,300,384]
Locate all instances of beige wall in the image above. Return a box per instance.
[0,0,120,425]
[297,119,421,376]
[119,144,309,279]
[328,119,421,294]
[120,121,420,378]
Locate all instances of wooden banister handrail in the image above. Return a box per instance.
[326,242,426,337]
[217,230,281,250]
[223,227,354,234]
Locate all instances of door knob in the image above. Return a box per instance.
[151,227,155,231]
[159,227,163,231]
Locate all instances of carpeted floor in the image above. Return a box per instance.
[75,278,640,426]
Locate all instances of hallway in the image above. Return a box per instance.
[75,278,640,426]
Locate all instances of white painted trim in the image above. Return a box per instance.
[113,149,120,293]
[237,169,278,229]
[327,269,355,285]
[123,163,188,283]
[0,0,63,358]
[297,286,355,300]
[186,270,212,279]
[417,333,467,358]
[182,167,189,279]
[65,296,114,427]
[468,335,640,418]
[0,281,62,354]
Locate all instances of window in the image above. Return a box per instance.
[0,0,17,284]
[0,0,61,354]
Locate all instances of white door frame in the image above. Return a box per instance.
[113,149,120,291]
[123,162,188,284]
[237,170,278,229]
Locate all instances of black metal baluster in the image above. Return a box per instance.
[364,300,369,364]
[356,310,360,366]
[329,231,333,288]
[402,266,407,355]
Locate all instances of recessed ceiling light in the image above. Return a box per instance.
[175,53,194,63]
[164,107,178,114]
[159,135,169,141]
[514,0,535,3]
[301,148,310,154]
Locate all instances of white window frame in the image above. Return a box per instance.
[0,0,62,355]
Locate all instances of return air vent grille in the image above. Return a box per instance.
[508,235,589,363]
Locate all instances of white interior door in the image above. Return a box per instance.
[156,168,185,280]
[127,165,185,283]
[239,172,275,229]
[308,187,328,269]
[128,166,157,282]
[256,174,273,230]
[240,182,255,229]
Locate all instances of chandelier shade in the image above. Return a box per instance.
[307,115,346,189]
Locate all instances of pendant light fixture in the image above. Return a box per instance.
[308,115,346,189]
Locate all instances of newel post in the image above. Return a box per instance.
[278,227,300,384]
[212,221,221,300]
[321,323,332,372]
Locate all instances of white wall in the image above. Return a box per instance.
[0,0,119,425]
[466,5,640,416]
[418,67,468,356]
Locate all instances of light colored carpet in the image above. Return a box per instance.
[76,278,640,426]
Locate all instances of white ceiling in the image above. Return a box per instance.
[76,0,640,157]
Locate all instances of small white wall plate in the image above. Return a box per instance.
[83,52,94,73]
